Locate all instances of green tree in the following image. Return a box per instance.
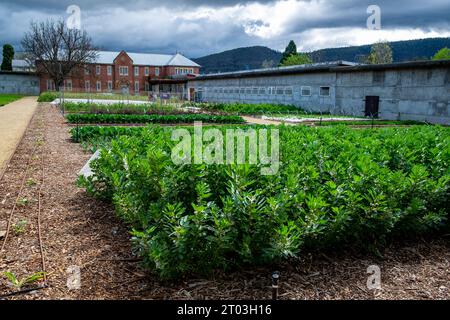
[366,41,393,64]
[432,47,450,60]
[1,44,14,71]
[279,40,298,65]
[280,53,313,67]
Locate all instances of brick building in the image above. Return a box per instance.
[39,50,200,94]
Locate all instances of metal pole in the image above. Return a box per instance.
[272,271,279,300]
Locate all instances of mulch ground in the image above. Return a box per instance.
[0,103,449,300]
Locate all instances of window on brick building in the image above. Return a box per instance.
[145,67,149,76]
[107,66,112,76]
[135,81,139,93]
[107,81,113,92]
[155,68,160,76]
[65,80,72,91]
[96,81,101,92]
[96,65,101,75]
[119,66,128,76]
[85,81,90,92]
[47,79,55,91]
[134,67,139,76]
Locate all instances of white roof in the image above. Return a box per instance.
[0,59,32,68]
[95,51,200,67]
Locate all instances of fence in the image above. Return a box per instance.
[54,87,188,105]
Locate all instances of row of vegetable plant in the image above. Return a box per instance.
[184,102,305,115]
[312,120,426,126]
[37,91,150,102]
[61,102,184,115]
[78,125,450,278]
[66,113,245,125]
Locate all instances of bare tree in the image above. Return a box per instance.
[21,19,97,90]
[261,59,276,69]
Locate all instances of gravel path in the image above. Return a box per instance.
[0,97,38,175]
[0,104,449,300]
[242,116,295,126]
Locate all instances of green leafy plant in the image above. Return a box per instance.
[78,125,450,278]
[26,178,37,187]
[184,102,303,115]
[3,271,46,290]
[37,91,58,102]
[12,219,28,234]
[61,101,182,115]
[66,113,245,125]
[16,198,29,206]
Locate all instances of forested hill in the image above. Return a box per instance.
[311,37,450,63]
[194,38,450,74]
[193,46,282,74]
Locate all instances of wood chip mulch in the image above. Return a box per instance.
[0,103,449,300]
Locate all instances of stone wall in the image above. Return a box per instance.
[0,72,40,95]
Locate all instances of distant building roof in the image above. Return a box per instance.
[95,51,200,67]
[193,59,450,80]
[196,61,359,79]
[0,59,34,71]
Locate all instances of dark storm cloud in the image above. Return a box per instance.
[5,0,276,11]
[1,0,449,57]
[284,0,450,32]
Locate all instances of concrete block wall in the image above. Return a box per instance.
[336,67,450,124]
[0,73,40,95]
[189,65,450,124]
[192,73,337,113]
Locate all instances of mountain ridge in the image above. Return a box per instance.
[193,37,450,74]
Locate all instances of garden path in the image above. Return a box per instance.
[0,97,38,176]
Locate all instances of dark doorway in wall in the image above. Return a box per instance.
[365,96,380,118]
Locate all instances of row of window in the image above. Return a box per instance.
[84,80,149,92]
[83,81,150,92]
[200,86,331,97]
[175,68,195,75]
[86,65,161,77]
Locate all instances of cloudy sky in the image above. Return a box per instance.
[1,0,450,58]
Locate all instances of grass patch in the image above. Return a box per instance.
[0,94,23,106]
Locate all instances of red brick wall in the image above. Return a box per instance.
[37,51,200,93]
